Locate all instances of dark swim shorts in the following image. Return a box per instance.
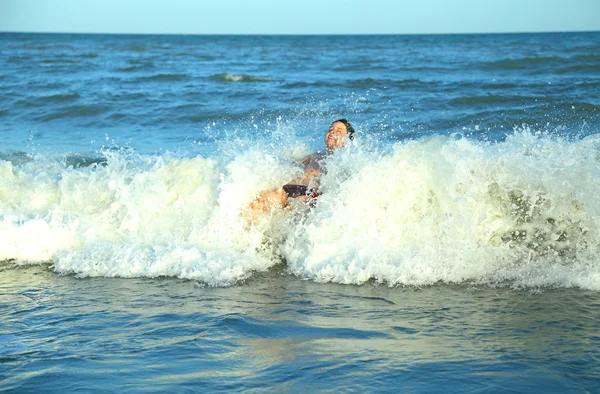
[282,184,319,199]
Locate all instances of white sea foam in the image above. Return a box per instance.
[284,131,600,290]
[212,73,273,83]
[1,130,600,289]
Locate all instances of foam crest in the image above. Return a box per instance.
[211,73,273,83]
[0,151,284,283]
[283,131,600,290]
[2,131,600,289]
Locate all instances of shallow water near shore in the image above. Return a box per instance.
[2,265,600,392]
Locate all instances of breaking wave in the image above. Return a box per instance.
[211,73,274,83]
[1,130,600,289]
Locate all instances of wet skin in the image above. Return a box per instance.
[247,121,349,223]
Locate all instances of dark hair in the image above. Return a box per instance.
[333,118,355,140]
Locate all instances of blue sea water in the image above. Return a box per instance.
[1,32,600,392]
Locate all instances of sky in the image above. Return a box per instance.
[1,0,599,35]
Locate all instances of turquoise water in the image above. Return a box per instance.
[1,32,600,392]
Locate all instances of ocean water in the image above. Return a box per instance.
[1,32,600,392]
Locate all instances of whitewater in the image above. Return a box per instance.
[1,129,599,290]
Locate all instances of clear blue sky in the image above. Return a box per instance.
[1,0,599,35]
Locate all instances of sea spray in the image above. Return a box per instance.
[283,130,600,289]
[1,130,600,289]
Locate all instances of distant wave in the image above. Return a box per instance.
[14,93,80,108]
[540,102,600,115]
[15,35,34,42]
[448,95,539,107]
[28,93,81,108]
[482,56,564,70]
[40,58,80,64]
[569,53,600,63]
[6,56,32,64]
[348,77,427,89]
[34,104,108,121]
[281,81,326,89]
[211,73,273,83]
[555,64,600,74]
[21,45,50,50]
[332,64,389,72]
[42,93,81,103]
[116,63,154,72]
[137,73,189,82]
[123,44,148,52]
[176,54,217,61]
[176,109,281,124]
[479,55,600,71]
[281,78,426,90]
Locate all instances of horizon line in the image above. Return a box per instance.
[1,29,599,37]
